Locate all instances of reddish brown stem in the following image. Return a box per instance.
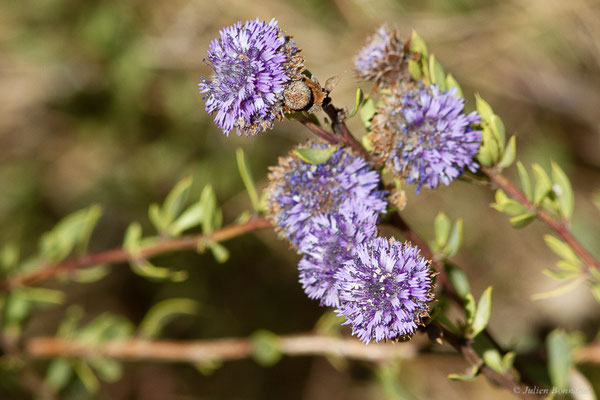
[322,102,371,159]
[483,167,600,272]
[26,333,416,363]
[0,217,272,291]
[433,324,545,400]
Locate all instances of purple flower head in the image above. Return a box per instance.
[336,237,434,344]
[199,18,304,136]
[354,25,411,89]
[370,85,481,192]
[297,200,380,307]
[265,142,387,246]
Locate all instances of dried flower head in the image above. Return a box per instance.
[297,200,380,307]
[354,25,412,89]
[265,142,387,246]
[199,18,304,136]
[370,85,481,192]
[336,237,434,344]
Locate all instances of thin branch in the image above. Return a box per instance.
[482,167,600,272]
[26,333,417,364]
[322,101,371,160]
[297,115,340,145]
[0,217,272,291]
[433,324,545,400]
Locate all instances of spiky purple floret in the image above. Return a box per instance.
[393,85,481,192]
[336,237,433,344]
[297,200,380,307]
[266,144,387,246]
[199,18,296,136]
[354,26,390,74]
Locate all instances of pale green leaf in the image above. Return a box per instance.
[236,149,261,212]
[471,286,492,337]
[497,136,516,169]
[294,146,339,165]
[532,163,552,205]
[551,161,574,220]
[516,161,532,200]
[544,235,581,265]
[348,88,364,118]
[547,329,572,390]
[138,298,199,339]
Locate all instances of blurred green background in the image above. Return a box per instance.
[1,0,600,398]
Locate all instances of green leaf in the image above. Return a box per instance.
[509,212,536,229]
[445,74,463,97]
[475,94,494,124]
[0,243,19,272]
[532,163,552,205]
[489,114,506,150]
[148,203,167,233]
[72,264,110,283]
[433,212,452,250]
[39,205,103,262]
[516,161,532,200]
[445,263,471,299]
[542,268,580,280]
[348,88,364,118]
[21,287,65,304]
[491,190,527,216]
[45,358,73,392]
[444,218,463,258]
[448,365,479,381]
[410,30,428,57]
[236,149,261,212]
[209,242,230,264]
[551,161,574,220]
[471,286,492,337]
[138,298,199,339]
[294,146,339,165]
[531,277,585,301]
[477,128,496,167]
[359,97,376,129]
[162,177,192,225]
[408,60,422,80]
[123,222,142,251]
[429,55,446,91]
[200,185,217,234]
[89,357,122,383]
[251,330,282,367]
[74,360,99,393]
[544,235,581,265]
[546,329,572,390]
[464,293,476,327]
[497,136,516,169]
[169,201,205,236]
[483,348,505,373]
[130,259,188,282]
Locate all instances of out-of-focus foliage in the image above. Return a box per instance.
[1,0,600,399]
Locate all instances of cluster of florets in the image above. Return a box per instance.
[355,25,482,192]
[265,142,434,342]
[265,142,386,246]
[354,25,412,89]
[198,21,444,343]
[199,18,304,136]
[370,85,482,192]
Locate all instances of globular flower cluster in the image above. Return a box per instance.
[298,200,379,307]
[265,142,386,246]
[265,142,434,343]
[336,237,434,343]
[354,25,412,89]
[370,85,481,192]
[199,18,304,136]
